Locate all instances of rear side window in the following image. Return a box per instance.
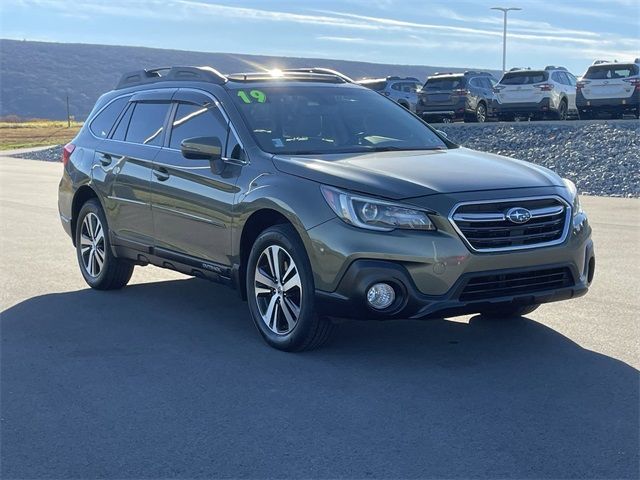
[584,65,639,79]
[169,103,228,150]
[111,103,134,141]
[125,102,170,146]
[89,97,129,138]
[424,77,465,90]
[500,71,548,85]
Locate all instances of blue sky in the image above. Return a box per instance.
[1,0,638,75]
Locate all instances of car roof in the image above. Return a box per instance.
[114,66,352,91]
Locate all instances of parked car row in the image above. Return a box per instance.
[356,59,640,122]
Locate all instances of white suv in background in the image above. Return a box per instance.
[494,66,578,121]
[576,60,640,119]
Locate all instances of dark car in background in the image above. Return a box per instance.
[357,76,422,112]
[416,71,497,123]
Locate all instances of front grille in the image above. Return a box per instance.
[460,267,574,301]
[450,197,570,252]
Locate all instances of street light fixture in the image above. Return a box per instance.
[491,6,522,73]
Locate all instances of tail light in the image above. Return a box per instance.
[623,78,640,90]
[452,88,468,96]
[536,83,554,91]
[62,143,75,166]
[576,80,590,91]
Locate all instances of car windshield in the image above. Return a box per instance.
[500,71,548,85]
[423,77,465,90]
[584,64,639,79]
[230,85,449,155]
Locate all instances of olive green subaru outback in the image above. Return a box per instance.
[58,66,595,351]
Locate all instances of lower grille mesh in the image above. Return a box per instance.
[460,267,574,301]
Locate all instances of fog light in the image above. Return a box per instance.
[366,283,396,310]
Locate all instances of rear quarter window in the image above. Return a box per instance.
[89,96,129,138]
[500,71,548,85]
[584,65,639,79]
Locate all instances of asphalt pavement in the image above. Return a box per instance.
[1,156,638,479]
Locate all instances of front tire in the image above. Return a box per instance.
[75,199,134,290]
[246,224,336,351]
[480,303,540,319]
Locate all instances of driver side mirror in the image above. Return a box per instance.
[180,136,225,174]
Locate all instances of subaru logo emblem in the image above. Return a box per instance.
[506,207,532,224]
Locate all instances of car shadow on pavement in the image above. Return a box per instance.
[2,277,639,479]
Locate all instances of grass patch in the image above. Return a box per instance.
[0,120,83,150]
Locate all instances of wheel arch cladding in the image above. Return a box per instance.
[71,185,101,246]
[238,208,294,300]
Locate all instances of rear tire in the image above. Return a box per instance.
[480,303,540,319]
[475,102,487,123]
[246,224,336,351]
[557,100,568,120]
[75,199,134,290]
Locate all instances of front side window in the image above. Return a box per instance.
[89,96,129,138]
[230,85,448,155]
[169,103,228,150]
[126,102,170,146]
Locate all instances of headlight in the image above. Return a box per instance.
[320,185,436,231]
[563,178,582,216]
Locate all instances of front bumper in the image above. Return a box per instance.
[307,188,594,320]
[316,255,592,320]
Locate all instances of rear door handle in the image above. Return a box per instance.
[97,152,112,166]
[153,167,170,181]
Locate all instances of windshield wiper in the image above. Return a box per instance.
[362,146,446,152]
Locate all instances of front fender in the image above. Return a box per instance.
[232,172,335,257]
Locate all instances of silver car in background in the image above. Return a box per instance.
[357,76,422,112]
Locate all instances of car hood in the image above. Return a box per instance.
[272,147,563,200]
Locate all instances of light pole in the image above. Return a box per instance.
[491,7,522,73]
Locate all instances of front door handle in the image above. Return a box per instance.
[153,167,170,182]
[97,152,112,166]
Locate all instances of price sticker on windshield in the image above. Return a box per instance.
[237,90,267,104]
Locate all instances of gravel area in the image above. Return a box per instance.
[438,120,639,197]
[6,120,640,197]
[8,146,63,162]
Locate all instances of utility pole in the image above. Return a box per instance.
[491,7,522,73]
[66,94,71,127]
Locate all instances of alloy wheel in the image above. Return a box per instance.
[254,245,302,335]
[476,104,487,122]
[80,212,105,277]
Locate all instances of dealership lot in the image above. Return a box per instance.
[1,156,638,478]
